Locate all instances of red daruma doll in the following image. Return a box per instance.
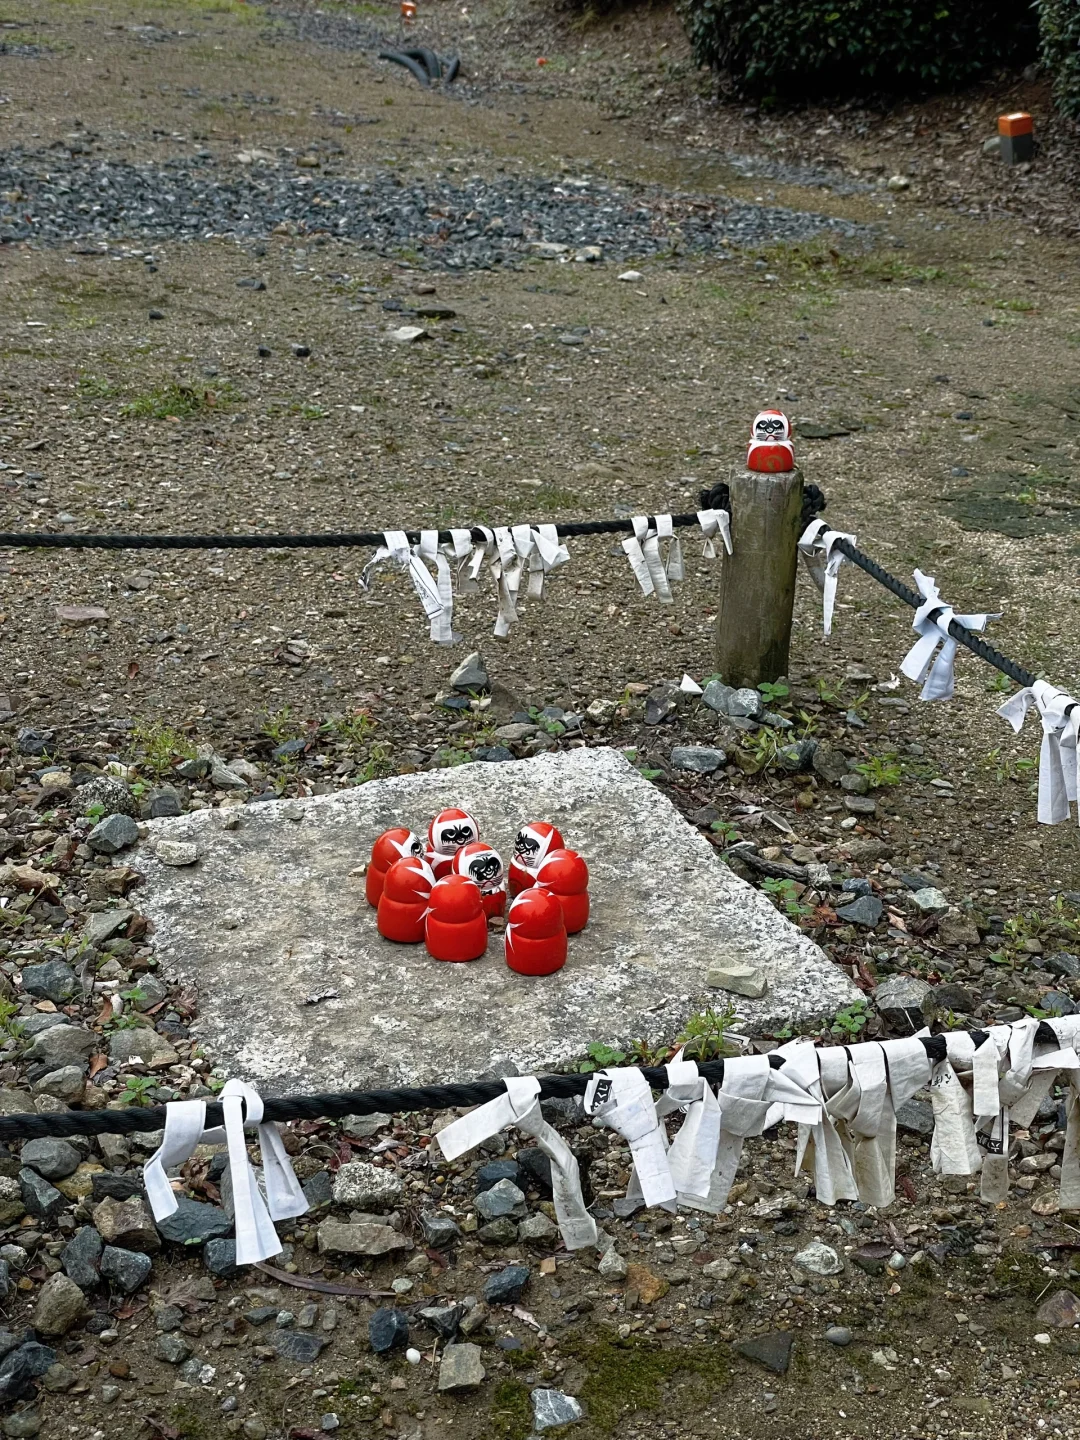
[505,888,566,977]
[377,856,435,944]
[508,822,564,896]
[453,841,507,919]
[536,848,589,934]
[365,828,424,908]
[746,409,795,474]
[425,875,488,962]
[426,809,479,879]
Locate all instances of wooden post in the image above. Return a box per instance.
[713,465,804,688]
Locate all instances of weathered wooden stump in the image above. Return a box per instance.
[714,465,804,687]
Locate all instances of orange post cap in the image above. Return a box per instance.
[998,112,1033,137]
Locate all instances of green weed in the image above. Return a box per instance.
[131,720,198,776]
[119,1075,158,1108]
[123,382,236,421]
[855,753,903,789]
[761,876,813,919]
[830,1002,871,1040]
[676,1002,741,1062]
[577,1041,627,1074]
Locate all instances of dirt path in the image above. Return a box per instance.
[1,3,1080,1437]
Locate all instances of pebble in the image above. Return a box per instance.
[406,1348,422,1365]
[87,813,139,855]
[156,1198,232,1246]
[420,1212,463,1249]
[100,1246,152,1294]
[19,1169,66,1224]
[793,1240,842,1276]
[598,1247,628,1279]
[156,1334,192,1364]
[332,1160,404,1210]
[475,1160,522,1193]
[825,1326,853,1346]
[155,840,198,866]
[532,1389,584,1430]
[2,1413,41,1438]
[19,1139,80,1182]
[33,1273,87,1337]
[19,961,77,1005]
[369,1308,410,1354]
[912,886,949,913]
[438,1342,486,1392]
[273,1330,327,1363]
[733,1331,793,1375]
[706,959,767,998]
[60,1226,103,1290]
[475,1178,526,1221]
[835,895,883,928]
[203,1239,238,1278]
[483,1264,530,1304]
[671,746,726,774]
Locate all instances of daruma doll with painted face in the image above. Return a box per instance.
[746,409,794,473]
[426,808,479,879]
[377,856,435,943]
[366,828,425,907]
[508,821,564,895]
[453,841,507,918]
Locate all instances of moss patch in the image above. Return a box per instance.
[567,1333,731,1434]
[490,1379,533,1440]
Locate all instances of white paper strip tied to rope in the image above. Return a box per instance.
[620,1054,722,1211]
[797,520,857,637]
[584,1066,676,1208]
[361,529,447,635]
[621,516,684,604]
[143,1081,308,1266]
[900,569,999,702]
[435,1076,596,1251]
[997,680,1080,825]
[697,508,732,559]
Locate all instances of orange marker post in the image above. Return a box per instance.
[998,112,1033,165]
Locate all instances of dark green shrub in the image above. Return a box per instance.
[678,0,1038,99]
[1038,0,1080,117]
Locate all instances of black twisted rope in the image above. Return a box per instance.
[830,537,1036,690]
[0,1027,1057,1144]
[0,511,723,553]
[800,482,827,533]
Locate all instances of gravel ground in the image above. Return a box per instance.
[0,148,867,261]
[0,0,1080,1436]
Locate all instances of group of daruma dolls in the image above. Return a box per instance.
[365,810,589,976]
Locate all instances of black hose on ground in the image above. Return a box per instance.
[377,49,430,87]
[403,46,442,80]
[444,55,461,83]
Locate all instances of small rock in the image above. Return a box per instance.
[1,1411,40,1438]
[20,1139,80,1181]
[148,788,183,819]
[896,1098,934,1136]
[644,682,680,726]
[887,173,911,190]
[25,1025,95,1070]
[728,688,765,720]
[340,1112,392,1140]
[33,1273,88,1337]
[813,746,850,784]
[450,652,489,693]
[92,1196,161,1254]
[438,1343,485,1392]
[418,1305,463,1340]
[733,1331,793,1374]
[598,1248,628,1280]
[794,1240,842,1276]
[83,912,131,948]
[76,776,137,818]
[369,1308,409,1354]
[390,325,428,343]
[624,1263,668,1305]
[87,814,139,855]
[100,1246,152,1294]
[273,1331,327,1363]
[475,1178,526,1221]
[617,269,643,282]
[16,727,52,757]
[155,1334,192,1364]
[825,1326,852,1346]
[843,795,877,817]
[483,1264,530,1305]
[931,982,975,1013]
[0,1344,56,1403]
[155,840,198,867]
[850,1242,892,1276]
[34,1067,86,1104]
[19,1169,65,1223]
[702,1257,735,1283]
[519,1213,558,1245]
[61,1227,103,1290]
[532,1389,584,1431]
[420,1212,463,1249]
[316,1221,412,1258]
[107,1028,179,1068]
[912,887,949,914]
[671,746,726,774]
[873,974,932,1030]
[477,1217,519,1246]
[19,961,77,1005]
[156,1198,232,1246]
[1035,1290,1080,1329]
[203,1239,238,1279]
[332,1161,403,1211]
[836,895,883,929]
[706,959,767,998]
[475,1160,522,1193]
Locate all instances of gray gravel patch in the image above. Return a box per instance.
[0,151,871,266]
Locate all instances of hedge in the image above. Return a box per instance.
[1038,0,1080,118]
[679,0,1039,100]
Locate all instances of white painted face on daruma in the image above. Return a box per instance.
[428,809,479,856]
[454,842,505,892]
[751,410,791,442]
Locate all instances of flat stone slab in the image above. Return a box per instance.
[135,748,856,1092]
